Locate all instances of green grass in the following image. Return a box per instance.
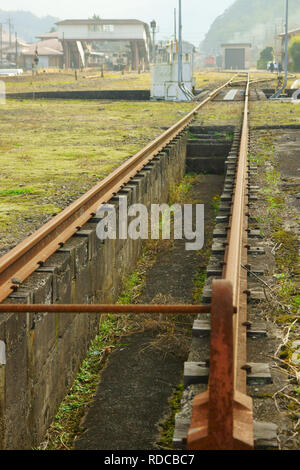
[0,188,34,196]
[0,99,195,254]
[293,296,300,307]
[158,383,184,449]
[4,70,151,93]
[194,101,244,126]
[38,315,125,450]
[251,101,300,127]
[117,270,145,305]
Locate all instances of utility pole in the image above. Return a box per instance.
[15,32,18,67]
[283,0,289,85]
[272,0,289,98]
[178,0,183,84]
[150,20,157,64]
[7,18,12,47]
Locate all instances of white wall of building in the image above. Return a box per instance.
[57,23,147,42]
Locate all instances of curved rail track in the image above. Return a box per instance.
[0,74,274,450]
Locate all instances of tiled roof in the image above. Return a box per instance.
[22,39,63,56]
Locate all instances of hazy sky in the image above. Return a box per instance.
[0,0,235,43]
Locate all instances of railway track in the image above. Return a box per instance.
[0,76,237,305]
[187,74,253,450]
[0,74,275,450]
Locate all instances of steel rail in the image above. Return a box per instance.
[188,74,254,450]
[225,76,250,395]
[0,304,211,314]
[0,76,237,305]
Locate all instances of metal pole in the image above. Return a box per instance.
[283,0,289,85]
[178,0,183,84]
[15,32,18,67]
[63,32,65,69]
[272,0,289,98]
[174,8,177,42]
[0,304,211,314]
[8,18,12,47]
[150,21,157,64]
[0,24,2,66]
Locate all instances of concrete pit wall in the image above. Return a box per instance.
[186,126,234,174]
[0,132,187,450]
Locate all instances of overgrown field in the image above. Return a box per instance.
[251,100,300,126]
[0,99,194,255]
[3,70,151,93]
[2,68,300,95]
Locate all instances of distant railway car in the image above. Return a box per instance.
[111,52,129,71]
[205,55,216,67]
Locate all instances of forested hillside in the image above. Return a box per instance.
[0,10,59,43]
[202,0,300,54]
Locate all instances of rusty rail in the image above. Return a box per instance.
[0,304,211,314]
[0,76,237,305]
[188,74,254,450]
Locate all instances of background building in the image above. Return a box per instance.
[277,27,300,64]
[56,19,152,70]
[0,28,29,66]
[221,43,252,70]
[21,38,63,69]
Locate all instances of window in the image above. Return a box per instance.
[88,24,114,33]
[88,24,101,32]
[102,25,114,32]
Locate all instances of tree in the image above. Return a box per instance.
[257,46,273,70]
[91,14,101,20]
[289,36,300,72]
